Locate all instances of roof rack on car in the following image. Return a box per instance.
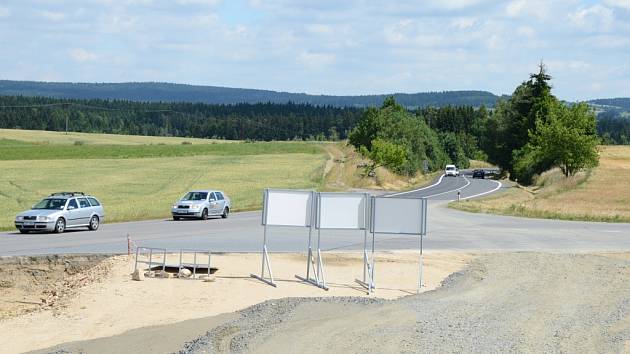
[50,192,85,197]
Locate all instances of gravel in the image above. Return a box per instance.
[179,296,386,354]
[178,252,630,353]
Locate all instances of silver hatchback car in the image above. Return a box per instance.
[15,192,105,233]
[171,190,230,220]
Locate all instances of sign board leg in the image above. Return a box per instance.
[296,228,328,290]
[251,225,277,287]
[356,229,376,294]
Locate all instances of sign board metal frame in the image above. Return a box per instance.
[251,189,316,287]
[296,192,370,291]
[360,196,428,294]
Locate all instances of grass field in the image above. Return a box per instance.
[0,129,231,145]
[451,146,630,222]
[0,130,328,230]
[0,139,322,160]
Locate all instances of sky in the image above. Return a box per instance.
[0,0,629,101]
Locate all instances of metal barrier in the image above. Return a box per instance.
[134,246,167,272]
[178,249,212,279]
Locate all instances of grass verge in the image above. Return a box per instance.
[321,142,438,192]
[450,145,630,222]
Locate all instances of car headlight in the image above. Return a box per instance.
[38,216,52,222]
[16,216,23,221]
[190,204,199,210]
[172,204,178,209]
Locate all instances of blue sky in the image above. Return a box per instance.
[0,0,629,101]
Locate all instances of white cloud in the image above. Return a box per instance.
[580,34,630,48]
[305,24,333,35]
[505,0,552,20]
[69,48,98,63]
[451,17,477,30]
[0,6,10,18]
[516,26,536,38]
[569,4,614,31]
[383,19,414,45]
[604,0,630,10]
[298,51,335,68]
[176,0,221,5]
[192,14,219,26]
[40,10,66,22]
[418,0,490,11]
[485,34,502,50]
[546,60,591,72]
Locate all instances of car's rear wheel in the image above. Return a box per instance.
[222,207,229,219]
[201,208,209,220]
[88,215,99,231]
[19,229,29,234]
[54,218,66,233]
[173,216,180,221]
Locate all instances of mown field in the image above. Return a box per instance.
[0,138,320,160]
[0,128,231,145]
[452,146,630,222]
[0,130,327,230]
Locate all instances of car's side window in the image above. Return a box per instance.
[216,192,224,201]
[88,198,101,206]
[78,198,90,208]
[209,192,216,201]
[67,199,78,210]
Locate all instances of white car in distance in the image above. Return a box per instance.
[445,164,459,177]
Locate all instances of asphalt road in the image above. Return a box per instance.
[1,175,629,256]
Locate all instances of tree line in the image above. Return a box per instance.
[596,111,630,145]
[0,96,362,141]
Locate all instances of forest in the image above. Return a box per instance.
[0,80,500,108]
[0,96,362,141]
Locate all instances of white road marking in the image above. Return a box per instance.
[387,174,445,197]
[423,175,472,199]
[460,180,503,200]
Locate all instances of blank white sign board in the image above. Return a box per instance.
[371,197,425,234]
[317,193,367,229]
[263,190,314,227]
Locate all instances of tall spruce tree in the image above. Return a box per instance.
[485,63,599,184]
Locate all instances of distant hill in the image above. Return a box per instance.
[0,80,500,108]
[589,98,630,111]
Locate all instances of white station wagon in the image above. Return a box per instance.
[15,192,105,233]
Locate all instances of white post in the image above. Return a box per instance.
[418,234,423,294]
[251,190,277,287]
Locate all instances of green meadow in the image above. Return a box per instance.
[0,130,328,230]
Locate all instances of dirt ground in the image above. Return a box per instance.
[181,252,630,354]
[0,251,470,354]
[0,254,113,319]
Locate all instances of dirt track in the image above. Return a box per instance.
[180,253,630,353]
